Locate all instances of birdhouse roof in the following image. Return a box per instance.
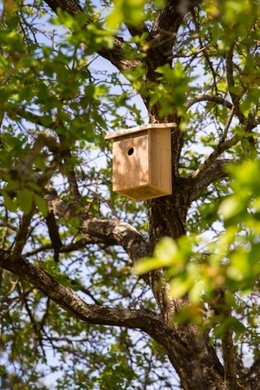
[105,123,177,140]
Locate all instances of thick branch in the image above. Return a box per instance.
[188,159,233,203]
[243,356,260,390]
[44,189,149,264]
[0,250,192,379]
[188,132,240,200]
[146,0,202,72]
[0,250,225,390]
[43,0,142,72]
[43,0,83,14]
[46,212,63,263]
[125,23,149,38]
[222,307,239,390]
[0,250,155,329]
[11,212,34,260]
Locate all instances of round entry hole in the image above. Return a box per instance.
[128,147,134,156]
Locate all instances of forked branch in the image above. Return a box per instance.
[0,250,155,329]
[188,158,233,203]
[43,0,143,72]
[44,189,149,264]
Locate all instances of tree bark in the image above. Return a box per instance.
[0,250,224,389]
[1,1,258,389]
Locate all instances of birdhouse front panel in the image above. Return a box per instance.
[112,131,149,194]
[105,123,176,201]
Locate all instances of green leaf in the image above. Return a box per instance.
[153,237,178,262]
[3,192,17,212]
[220,195,243,220]
[169,277,194,298]
[17,189,33,214]
[34,194,48,216]
[107,0,145,30]
[134,257,165,274]
[189,280,207,304]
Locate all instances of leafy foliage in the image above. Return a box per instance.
[137,160,260,324]
[0,0,259,389]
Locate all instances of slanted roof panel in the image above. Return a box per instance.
[105,123,177,140]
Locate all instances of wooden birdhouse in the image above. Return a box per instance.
[105,123,176,201]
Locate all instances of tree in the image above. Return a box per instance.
[0,0,259,388]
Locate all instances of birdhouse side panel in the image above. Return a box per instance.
[149,128,172,195]
[112,132,149,192]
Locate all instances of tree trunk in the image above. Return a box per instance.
[145,113,250,390]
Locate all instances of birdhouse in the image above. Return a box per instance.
[105,123,176,201]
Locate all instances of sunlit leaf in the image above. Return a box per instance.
[220,195,243,219]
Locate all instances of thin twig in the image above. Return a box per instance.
[11,211,34,259]
[192,134,240,181]
[226,44,245,124]
[220,106,235,143]
[187,95,233,110]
